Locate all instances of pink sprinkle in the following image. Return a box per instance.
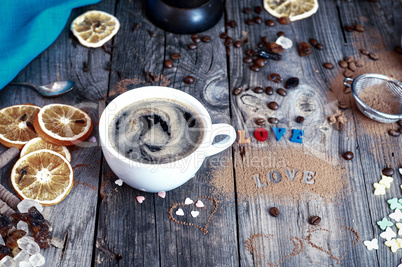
[195,200,204,208]
[136,196,145,203]
[88,136,97,143]
[158,191,166,198]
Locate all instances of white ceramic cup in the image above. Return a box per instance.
[99,86,236,192]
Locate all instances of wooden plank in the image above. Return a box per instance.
[0,1,115,266]
[226,0,381,266]
[95,1,239,266]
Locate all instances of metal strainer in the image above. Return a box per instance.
[344,73,402,123]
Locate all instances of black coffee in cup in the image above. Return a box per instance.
[109,98,204,164]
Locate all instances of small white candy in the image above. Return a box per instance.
[195,200,204,208]
[115,179,123,186]
[50,237,64,249]
[191,211,199,218]
[17,199,43,213]
[136,196,145,204]
[17,237,40,255]
[275,36,293,49]
[399,168,402,175]
[88,136,97,143]
[157,191,166,198]
[29,254,45,267]
[19,261,33,267]
[363,238,378,250]
[380,227,396,241]
[390,209,402,222]
[0,256,17,267]
[14,250,30,262]
[184,198,193,205]
[17,221,29,233]
[176,208,184,216]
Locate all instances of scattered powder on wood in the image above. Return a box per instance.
[358,83,401,114]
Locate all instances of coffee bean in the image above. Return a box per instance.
[343,151,354,160]
[309,39,318,47]
[220,32,228,39]
[183,76,195,84]
[309,216,321,225]
[265,86,274,95]
[269,73,282,83]
[171,53,181,60]
[397,120,402,127]
[164,60,173,68]
[201,35,211,43]
[277,31,285,37]
[389,129,400,137]
[369,53,379,60]
[298,42,313,57]
[243,57,253,63]
[339,60,348,68]
[343,70,353,78]
[255,118,266,126]
[278,16,290,25]
[355,24,365,32]
[355,60,363,67]
[344,25,355,32]
[188,43,198,50]
[243,7,252,14]
[268,102,279,110]
[269,207,280,217]
[228,20,237,28]
[323,63,334,69]
[344,56,354,63]
[296,116,304,123]
[250,65,260,72]
[234,41,242,48]
[285,77,299,89]
[253,87,264,93]
[348,62,356,71]
[254,16,262,24]
[261,36,269,43]
[226,47,231,55]
[225,37,233,47]
[192,37,201,43]
[246,19,254,25]
[233,87,243,95]
[254,58,265,67]
[277,88,287,96]
[382,168,394,176]
[360,49,369,55]
[338,100,348,109]
[245,49,256,57]
[268,117,279,124]
[316,43,324,50]
[265,19,275,26]
[254,6,263,13]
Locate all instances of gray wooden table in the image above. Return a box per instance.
[0,0,401,266]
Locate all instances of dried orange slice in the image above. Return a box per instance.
[11,149,73,205]
[0,104,40,149]
[71,10,120,48]
[20,137,71,162]
[33,104,93,146]
[263,0,318,22]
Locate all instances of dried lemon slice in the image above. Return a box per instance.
[263,0,319,22]
[11,149,73,206]
[71,10,120,48]
[20,137,71,162]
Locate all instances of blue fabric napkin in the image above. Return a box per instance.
[0,0,101,90]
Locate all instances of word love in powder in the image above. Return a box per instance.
[238,127,304,144]
[254,169,316,188]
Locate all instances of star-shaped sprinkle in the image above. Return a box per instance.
[185,198,194,205]
[191,211,199,218]
[195,200,205,208]
[388,198,402,210]
[380,227,396,241]
[390,209,402,222]
[396,223,402,235]
[374,183,386,195]
[385,239,400,252]
[379,176,394,188]
[176,208,184,216]
[363,238,379,250]
[377,218,393,230]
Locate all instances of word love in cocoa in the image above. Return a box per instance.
[254,169,316,188]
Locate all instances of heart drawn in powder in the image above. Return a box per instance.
[168,196,218,235]
[245,234,303,266]
[303,225,360,264]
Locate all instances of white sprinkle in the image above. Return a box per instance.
[115,179,123,186]
[157,191,166,198]
[176,208,184,216]
[88,136,97,143]
[136,196,145,203]
[363,238,379,250]
[184,198,193,205]
[195,200,204,208]
[191,211,199,218]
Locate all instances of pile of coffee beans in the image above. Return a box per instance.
[359,49,379,61]
[338,56,363,78]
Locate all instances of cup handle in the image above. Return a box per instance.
[205,123,236,157]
